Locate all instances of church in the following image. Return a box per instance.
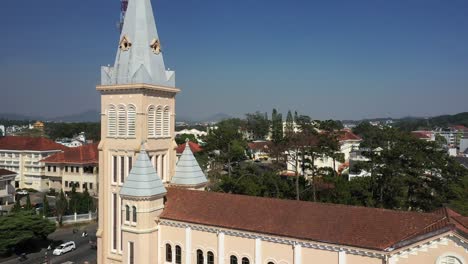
[95,0,468,263]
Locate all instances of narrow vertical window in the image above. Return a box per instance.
[125,205,130,222]
[127,105,136,136]
[230,256,238,264]
[118,104,127,137]
[155,106,162,137]
[132,206,137,223]
[120,156,125,183]
[175,245,182,264]
[147,106,155,137]
[128,156,133,172]
[242,257,250,264]
[129,242,134,264]
[166,244,172,262]
[163,106,170,136]
[161,154,165,181]
[112,193,117,250]
[197,249,204,264]
[108,105,117,137]
[207,251,214,264]
[113,156,117,183]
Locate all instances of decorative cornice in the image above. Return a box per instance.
[122,225,158,234]
[160,219,385,259]
[96,83,180,94]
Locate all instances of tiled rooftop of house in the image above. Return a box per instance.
[41,143,98,164]
[176,141,202,155]
[0,136,69,151]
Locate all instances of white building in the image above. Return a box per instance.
[0,169,16,205]
[175,128,207,139]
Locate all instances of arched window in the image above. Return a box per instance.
[242,257,250,264]
[108,105,116,137]
[117,104,127,136]
[438,256,462,264]
[155,106,163,137]
[197,249,204,264]
[165,244,172,262]
[230,255,238,264]
[207,251,214,264]
[132,206,137,223]
[127,105,136,136]
[267,262,275,264]
[147,105,155,137]
[163,106,170,136]
[125,205,130,222]
[175,245,182,264]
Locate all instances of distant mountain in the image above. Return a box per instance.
[201,113,232,123]
[0,113,44,121]
[51,110,100,123]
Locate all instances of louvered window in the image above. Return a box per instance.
[127,105,136,137]
[147,106,155,137]
[163,106,170,136]
[155,106,163,137]
[108,105,117,137]
[118,105,127,137]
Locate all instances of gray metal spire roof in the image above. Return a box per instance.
[120,146,166,197]
[101,0,175,87]
[171,141,208,187]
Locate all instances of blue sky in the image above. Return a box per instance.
[1,0,467,120]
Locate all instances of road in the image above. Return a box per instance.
[0,223,97,264]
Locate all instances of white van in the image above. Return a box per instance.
[53,241,76,255]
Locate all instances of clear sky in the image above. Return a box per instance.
[1,0,467,120]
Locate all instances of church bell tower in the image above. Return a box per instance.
[96,0,179,262]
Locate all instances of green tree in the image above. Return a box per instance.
[43,194,50,217]
[271,109,283,144]
[285,110,294,137]
[11,198,21,213]
[0,211,56,255]
[55,190,68,225]
[25,194,32,210]
[175,134,198,145]
[245,111,270,140]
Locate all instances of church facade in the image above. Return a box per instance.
[96,0,468,264]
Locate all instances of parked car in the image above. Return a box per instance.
[52,241,76,256]
[16,190,28,195]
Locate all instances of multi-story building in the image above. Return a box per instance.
[0,169,16,205]
[0,136,68,191]
[95,1,468,264]
[42,143,99,195]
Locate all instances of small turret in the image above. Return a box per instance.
[170,139,208,190]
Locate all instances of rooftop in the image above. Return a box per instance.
[176,141,202,155]
[0,136,69,152]
[41,143,98,165]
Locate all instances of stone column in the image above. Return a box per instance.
[218,232,225,264]
[186,227,192,264]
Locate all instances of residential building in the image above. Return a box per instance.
[0,125,5,136]
[175,128,207,139]
[0,136,68,191]
[96,1,468,264]
[411,130,436,141]
[55,132,87,148]
[41,143,99,195]
[176,141,202,161]
[0,169,15,205]
[248,140,271,160]
[33,121,45,131]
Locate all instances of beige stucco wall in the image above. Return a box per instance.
[302,247,338,263]
[394,236,467,264]
[347,253,383,264]
[262,240,293,264]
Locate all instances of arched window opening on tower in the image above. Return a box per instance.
[230,255,238,264]
[207,251,214,264]
[175,245,182,264]
[108,105,117,137]
[267,262,275,264]
[242,257,250,264]
[117,104,127,137]
[132,206,137,223]
[155,106,163,137]
[163,106,170,136]
[125,205,130,222]
[197,249,204,264]
[127,105,136,136]
[438,255,462,264]
[165,244,172,262]
[147,105,155,137]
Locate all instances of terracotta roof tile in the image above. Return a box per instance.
[161,188,458,250]
[248,141,272,151]
[0,169,16,176]
[0,136,69,151]
[176,142,202,154]
[41,143,98,164]
[339,130,362,141]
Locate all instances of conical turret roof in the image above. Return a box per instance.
[120,145,166,197]
[171,140,208,187]
[101,0,175,87]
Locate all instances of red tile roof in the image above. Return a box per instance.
[176,142,202,154]
[339,130,362,141]
[0,136,69,151]
[411,131,433,139]
[41,143,98,165]
[0,169,16,177]
[161,188,467,251]
[247,141,272,151]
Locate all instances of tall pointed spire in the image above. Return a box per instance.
[120,144,166,197]
[170,140,208,189]
[101,0,175,87]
